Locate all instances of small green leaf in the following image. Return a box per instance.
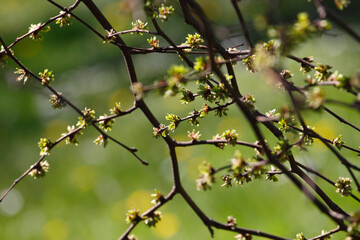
[56,11,72,27]
[28,161,50,179]
[39,69,55,85]
[158,4,174,21]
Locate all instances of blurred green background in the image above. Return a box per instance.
[0,0,359,239]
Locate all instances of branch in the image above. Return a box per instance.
[322,106,360,133]
[0,125,83,203]
[230,0,254,51]
[175,139,261,150]
[118,186,177,240]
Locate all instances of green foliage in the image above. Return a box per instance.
[300,56,314,74]
[14,68,30,84]
[38,138,52,156]
[61,125,83,146]
[315,64,332,81]
[144,1,174,21]
[332,71,352,90]
[212,134,225,149]
[0,45,14,67]
[272,138,291,162]
[194,56,208,72]
[334,0,350,10]
[28,23,50,41]
[295,232,306,240]
[221,174,233,187]
[242,94,256,112]
[278,117,293,132]
[268,12,331,53]
[230,150,245,173]
[187,129,201,141]
[49,93,66,109]
[150,189,164,205]
[180,89,195,104]
[242,55,256,73]
[125,209,141,224]
[197,83,229,104]
[165,113,180,131]
[332,135,345,150]
[183,33,204,51]
[319,230,332,240]
[281,69,293,80]
[109,102,122,115]
[299,126,315,146]
[164,65,189,96]
[266,167,279,183]
[153,123,169,138]
[98,114,115,132]
[222,129,238,146]
[39,69,55,86]
[346,212,360,239]
[252,40,279,71]
[56,11,72,27]
[77,107,95,128]
[144,211,162,227]
[131,19,148,34]
[93,134,108,147]
[335,177,352,197]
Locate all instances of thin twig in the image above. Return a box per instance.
[322,106,360,132]
[231,0,254,51]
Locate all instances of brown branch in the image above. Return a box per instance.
[324,6,360,42]
[209,219,291,240]
[91,124,148,166]
[230,0,254,51]
[175,139,261,150]
[287,54,316,68]
[322,106,360,133]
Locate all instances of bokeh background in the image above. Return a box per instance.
[0,0,359,239]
